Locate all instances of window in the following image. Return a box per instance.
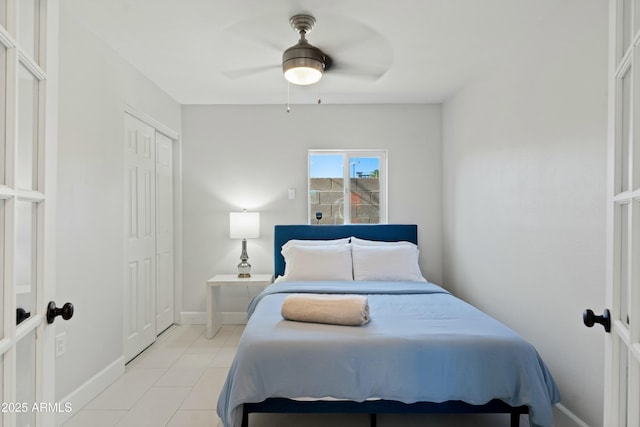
[308,150,387,224]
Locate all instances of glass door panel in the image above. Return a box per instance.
[619,65,632,194]
[629,199,640,342]
[631,355,640,424]
[636,0,640,40]
[624,0,632,46]
[634,200,640,343]
[17,63,38,191]
[16,201,35,317]
[17,0,39,63]
[0,0,5,29]
[0,354,3,427]
[618,202,631,327]
[616,0,634,65]
[634,51,640,191]
[0,44,5,185]
[16,330,36,427]
[618,337,629,427]
[0,200,4,337]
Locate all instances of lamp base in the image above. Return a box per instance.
[237,239,251,278]
[237,261,251,278]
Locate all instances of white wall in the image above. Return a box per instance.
[181,104,442,316]
[56,3,181,407]
[442,2,607,426]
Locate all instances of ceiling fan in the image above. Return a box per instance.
[282,14,326,85]
[223,13,391,85]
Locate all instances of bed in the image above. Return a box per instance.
[217,224,560,427]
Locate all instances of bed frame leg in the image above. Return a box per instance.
[510,411,520,427]
[370,413,377,427]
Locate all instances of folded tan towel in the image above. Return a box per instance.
[281,294,370,326]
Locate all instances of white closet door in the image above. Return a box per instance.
[155,132,174,334]
[124,113,156,362]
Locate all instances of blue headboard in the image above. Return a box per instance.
[273,224,418,278]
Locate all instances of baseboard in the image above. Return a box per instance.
[553,403,590,427]
[180,311,248,325]
[55,356,125,426]
[181,311,206,324]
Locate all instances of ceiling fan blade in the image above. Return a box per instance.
[324,55,389,81]
[310,14,393,81]
[319,32,386,56]
[222,16,288,54]
[327,66,387,81]
[222,64,280,80]
[231,36,284,54]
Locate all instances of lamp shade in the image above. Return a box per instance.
[229,212,260,239]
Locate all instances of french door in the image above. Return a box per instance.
[0,0,59,426]
[602,0,640,425]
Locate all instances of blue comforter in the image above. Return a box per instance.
[217,281,560,427]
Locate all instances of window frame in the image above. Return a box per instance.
[308,149,388,225]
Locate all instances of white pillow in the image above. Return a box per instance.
[350,236,417,248]
[280,244,353,281]
[281,238,350,252]
[351,244,426,282]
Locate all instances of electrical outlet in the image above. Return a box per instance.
[55,332,66,357]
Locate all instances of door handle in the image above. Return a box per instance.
[16,308,31,325]
[46,301,74,324]
[583,309,611,333]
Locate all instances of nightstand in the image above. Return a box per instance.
[206,273,274,338]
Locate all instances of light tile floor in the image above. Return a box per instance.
[62,324,522,427]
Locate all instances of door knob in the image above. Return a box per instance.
[16,308,31,325]
[583,308,611,333]
[46,302,74,324]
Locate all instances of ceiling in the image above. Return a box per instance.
[62,0,567,105]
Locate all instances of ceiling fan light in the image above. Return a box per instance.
[282,41,325,85]
[284,62,323,85]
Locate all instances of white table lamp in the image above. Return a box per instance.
[229,211,260,277]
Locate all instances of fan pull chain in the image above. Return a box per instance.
[287,82,291,113]
[317,81,322,105]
